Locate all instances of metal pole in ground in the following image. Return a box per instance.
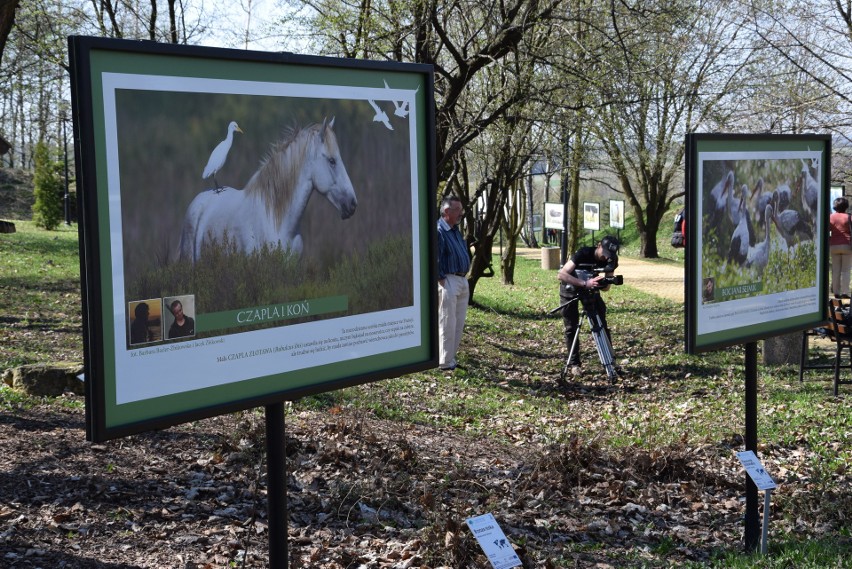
[266,402,288,568]
[744,341,760,551]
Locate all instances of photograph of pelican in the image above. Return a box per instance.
[699,157,821,304]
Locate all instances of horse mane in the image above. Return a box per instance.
[244,122,335,227]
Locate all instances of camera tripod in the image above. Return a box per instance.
[549,291,618,383]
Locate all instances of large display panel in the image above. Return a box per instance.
[685,133,829,354]
[69,37,437,441]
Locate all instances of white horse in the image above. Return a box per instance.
[178,118,357,263]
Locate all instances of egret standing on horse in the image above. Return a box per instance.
[178,118,357,263]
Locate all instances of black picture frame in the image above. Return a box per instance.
[684,133,830,354]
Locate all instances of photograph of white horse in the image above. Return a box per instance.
[177,118,357,263]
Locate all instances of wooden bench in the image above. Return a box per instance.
[800,297,852,395]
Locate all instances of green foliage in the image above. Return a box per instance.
[328,236,413,314]
[702,231,816,302]
[695,536,852,568]
[126,234,413,333]
[0,384,40,410]
[31,142,65,230]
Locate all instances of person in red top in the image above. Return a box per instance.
[829,197,852,297]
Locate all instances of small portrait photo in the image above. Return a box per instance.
[163,295,197,340]
[128,298,162,346]
[703,278,716,304]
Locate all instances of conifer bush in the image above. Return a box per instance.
[31,142,64,230]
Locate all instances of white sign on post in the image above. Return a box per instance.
[736,451,777,490]
[736,450,777,554]
[465,513,522,569]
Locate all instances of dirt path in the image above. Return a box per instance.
[510,248,685,303]
[615,256,684,303]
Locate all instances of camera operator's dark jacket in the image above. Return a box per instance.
[561,246,611,295]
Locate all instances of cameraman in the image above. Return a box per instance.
[557,236,620,375]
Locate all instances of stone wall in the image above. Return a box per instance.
[2,363,85,396]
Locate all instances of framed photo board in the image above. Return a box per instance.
[544,202,564,230]
[609,200,624,229]
[69,36,437,441]
[684,133,830,354]
[583,202,600,231]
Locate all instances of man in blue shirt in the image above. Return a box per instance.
[437,196,470,371]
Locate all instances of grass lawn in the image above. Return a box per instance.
[1,221,850,567]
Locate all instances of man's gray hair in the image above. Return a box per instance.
[441,196,460,213]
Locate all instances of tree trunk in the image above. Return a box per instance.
[500,235,517,285]
[568,131,582,255]
[467,233,495,301]
[525,174,539,248]
[501,183,525,285]
[0,0,21,69]
[466,179,503,302]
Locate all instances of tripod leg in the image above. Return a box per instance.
[561,318,584,382]
[589,312,617,382]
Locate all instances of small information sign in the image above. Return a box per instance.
[465,513,522,569]
[737,451,777,490]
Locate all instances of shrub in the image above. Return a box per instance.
[31,142,64,230]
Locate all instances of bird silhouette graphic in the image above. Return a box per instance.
[383,79,410,118]
[367,99,393,130]
[202,121,243,191]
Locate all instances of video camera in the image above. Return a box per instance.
[575,263,624,287]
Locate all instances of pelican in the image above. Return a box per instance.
[727,191,751,266]
[746,203,774,273]
[202,121,243,191]
[773,192,813,247]
[705,170,735,228]
[384,79,410,118]
[367,99,393,130]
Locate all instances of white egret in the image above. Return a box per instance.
[367,99,393,130]
[202,121,243,190]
